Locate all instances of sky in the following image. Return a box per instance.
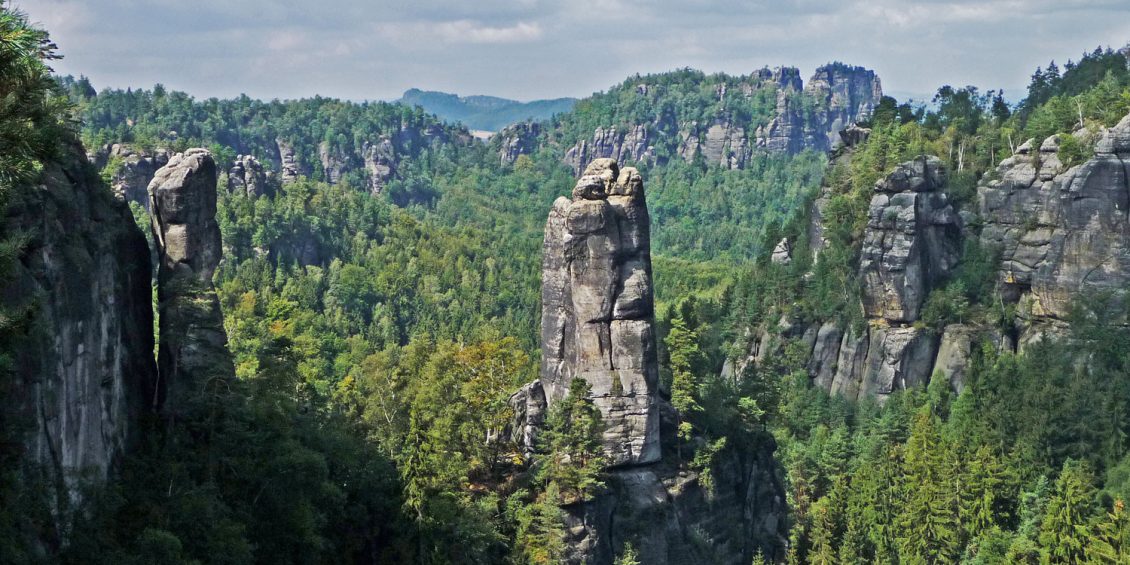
[18,0,1130,103]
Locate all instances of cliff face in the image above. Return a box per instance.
[558,64,882,174]
[759,110,1130,400]
[517,158,786,564]
[148,149,234,415]
[980,117,1130,339]
[2,142,156,502]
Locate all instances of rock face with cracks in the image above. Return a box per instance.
[540,157,661,467]
[148,148,234,415]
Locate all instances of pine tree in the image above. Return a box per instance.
[665,317,703,444]
[1086,499,1130,564]
[1040,459,1098,563]
[897,409,960,563]
[538,377,605,503]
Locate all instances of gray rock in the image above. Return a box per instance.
[859,326,938,399]
[276,138,302,184]
[4,141,156,510]
[829,324,869,400]
[808,322,843,389]
[980,113,1130,322]
[228,154,270,197]
[149,149,234,415]
[362,137,396,194]
[934,324,1007,393]
[498,121,542,165]
[507,381,546,459]
[770,237,792,264]
[101,143,170,208]
[540,159,660,466]
[859,156,962,322]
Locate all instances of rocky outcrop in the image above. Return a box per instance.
[561,448,784,565]
[227,154,271,197]
[515,159,786,564]
[94,143,170,208]
[276,138,302,184]
[3,142,156,509]
[980,116,1130,331]
[498,122,542,165]
[860,156,962,322]
[804,63,883,150]
[540,158,660,466]
[362,137,396,194]
[148,149,234,415]
[564,125,655,175]
[562,65,882,174]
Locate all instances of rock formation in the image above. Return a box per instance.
[276,138,302,184]
[363,137,396,194]
[752,110,1130,402]
[498,121,543,165]
[540,158,660,466]
[148,149,234,414]
[92,143,170,208]
[980,116,1130,334]
[563,64,882,174]
[228,154,271,197]
[513,158,786,564]
[860,156,962,323]
[2,141,156,510]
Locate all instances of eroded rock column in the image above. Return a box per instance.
[541,158,660,466]
[149,148,233,415]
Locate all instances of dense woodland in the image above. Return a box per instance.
[4,5,1130,563]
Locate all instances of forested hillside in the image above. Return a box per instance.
[6,2,1130,561]
[676,46,1130,563]
[397,88,577,132]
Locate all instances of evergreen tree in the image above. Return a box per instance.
[1040,460,1098,563]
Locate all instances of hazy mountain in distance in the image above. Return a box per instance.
[398,88,576,132]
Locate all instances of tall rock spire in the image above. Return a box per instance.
[540,158,660,466]
[148,148,233,414]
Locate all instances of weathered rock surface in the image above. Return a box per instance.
[363,137,396,194]
[860,156,962,322]
[149,149,234,414]
[980,115,1130,322]
[227,154,271,197]
[276,138,302,184]
[3,141,156,509]
[563,64,881,174]
[498,121,542,165]
[562,448,785,565]
[92,143,170,208]
[513,159,786,564]
[540,158,660,466]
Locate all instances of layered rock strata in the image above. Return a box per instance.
[980,116,1130,331]
[148,149,234,414]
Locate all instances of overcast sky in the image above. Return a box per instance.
[19,0,1130,103]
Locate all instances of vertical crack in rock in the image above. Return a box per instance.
[148,148,234,416]
[539,158,660,467]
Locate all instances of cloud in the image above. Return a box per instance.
[14,0,1130,102]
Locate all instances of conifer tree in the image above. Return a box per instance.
[1040,460,1098,563]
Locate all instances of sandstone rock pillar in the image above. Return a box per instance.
[540,158,660,466]
[148,148,233,415]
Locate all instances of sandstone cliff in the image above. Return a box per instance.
[515,158,786,564]
[557,64,882,175]
[2,141,157,514]
[750,110,1130,401]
